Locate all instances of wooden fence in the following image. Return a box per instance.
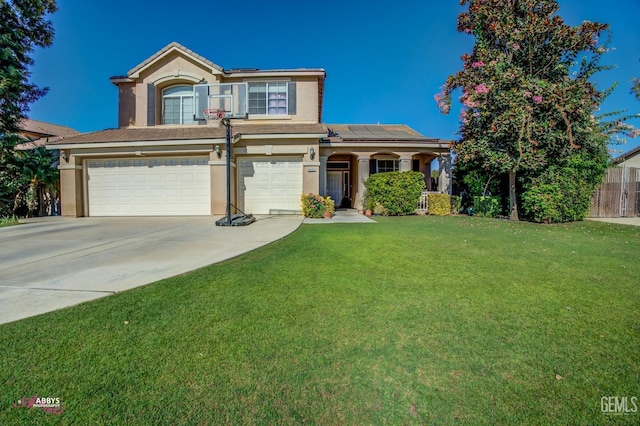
[589,167,640,218]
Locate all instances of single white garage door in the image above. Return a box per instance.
[86,157,210,216]
[238,157,302,214]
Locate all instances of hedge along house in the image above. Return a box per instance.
[48,42,450,217]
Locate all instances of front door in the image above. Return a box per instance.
[327,171,342,205]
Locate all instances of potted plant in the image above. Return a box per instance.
[323,196,335,218]
[359,190,371,216]
[364,197,374,216]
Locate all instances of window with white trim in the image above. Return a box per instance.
[248,82,288,115]
[376,159,399,173]
[162,85,195,124]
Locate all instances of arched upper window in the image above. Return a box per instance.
[162,85,194,124]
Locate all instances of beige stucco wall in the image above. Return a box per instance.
[293,78,319,123]
[116,49,322,128]
[619,156,640,168]
[59,153,84,217]
[135,51,221,127]
[117,83,136,127]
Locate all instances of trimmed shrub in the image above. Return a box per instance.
[364,171,425,216]
[521,162,601,223]
[473,196,501,218]
[301,193,325,218]
[428,193,451,216]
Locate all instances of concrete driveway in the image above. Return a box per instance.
[0,215,302,324]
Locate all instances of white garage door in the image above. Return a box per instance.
[87,157,210,216]
[238,157,302,214]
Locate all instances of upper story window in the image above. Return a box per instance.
[248,82,289,115]
[162,85,195,124]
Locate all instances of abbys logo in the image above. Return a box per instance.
[14,395,64,415]
[601,396,638,415]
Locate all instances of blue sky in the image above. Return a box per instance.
[29,0,640,155]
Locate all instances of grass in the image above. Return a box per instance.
[0,216,19,227]
[1,216,639,425]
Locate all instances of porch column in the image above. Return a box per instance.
[356,157,370,211]
[399,156,412,172]
[438,153,452,194]
[319,155,328,196]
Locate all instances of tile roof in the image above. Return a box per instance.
[326,124,439,142]
[46,123,328,145]
[19,119,79,138]
[613,145,640,164]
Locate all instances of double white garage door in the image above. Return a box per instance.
[86,156,302,216]
[86,157,211,216]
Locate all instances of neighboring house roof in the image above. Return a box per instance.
[19,119,79,139]
[612,145,640,165]
[16,119,80,150]
[47,124,328,147]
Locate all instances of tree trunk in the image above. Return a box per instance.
[509,169,519,221]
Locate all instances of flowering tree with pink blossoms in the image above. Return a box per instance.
[436,0,623,222]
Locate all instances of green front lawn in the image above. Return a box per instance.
[0,216,19,227]
[1,216,639,424]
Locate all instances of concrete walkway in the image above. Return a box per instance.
[303,209,376,224]
[586,217,640,226]
[0,215,302,324]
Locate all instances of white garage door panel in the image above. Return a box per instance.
[239,158,302,215]
[87,157,210,216]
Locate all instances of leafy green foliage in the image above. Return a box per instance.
[450,195,462,214]
[301,193,326,218]
[0,215,19,227]
[0,0,57,135]
[427,193,451,216]
[301,194,335,218]
[364,171,425,216]
[473,196,501,218]
[437,0,617,222]
[0,138,59,217]
[521,152,607,223]
[0,0,57,217]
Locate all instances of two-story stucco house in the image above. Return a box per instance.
[49,42,450,217]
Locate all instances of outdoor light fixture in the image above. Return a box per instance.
[60,150,67,162]
[309,146,316,160]
[215,144,221,159]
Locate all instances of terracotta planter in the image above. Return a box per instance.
[324,211,333,219]
[365,210,372,216]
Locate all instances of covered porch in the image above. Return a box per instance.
[319,125,451,210]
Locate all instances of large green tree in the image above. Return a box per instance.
[436,0,616,222]
[0,0,57,216]
[0,0,56,134]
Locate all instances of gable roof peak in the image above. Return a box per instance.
[127,42,223,79]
